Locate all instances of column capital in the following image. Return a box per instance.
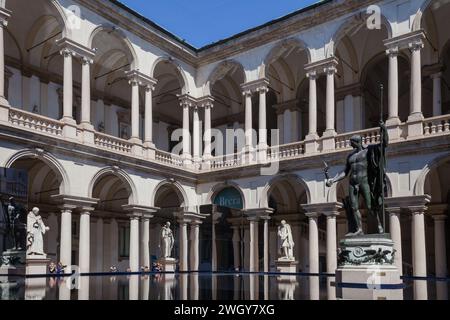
[305,56,339,76]
[406,195,431,214]
[0,7,11,27]
[81,56,94,65]
[427,203,448,216]
[431,214,447,222]
[122,204,157,216]
[178,93,197,108]
[241,78,269,94]
[302,202,342,216]
[198,95,214,109]
[306,70,318,80]
[385,46,399,57]
[51,195,99,211]
[383,30,425,52]
[56,37,96,61]
[244,208,274,220]
[125,69,157,88]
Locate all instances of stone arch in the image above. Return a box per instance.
[206,182,246,209]
[412,0,435,31]
[88,166,138,204]
[151,179,188,208]
[414,153,450,197]
[3,148,70,195]
[332,11,393,54]
[259,173,311,209]
[88,24,139,69]
[261,37,311,79]
[150,57,189,94]
[204,60,246,96]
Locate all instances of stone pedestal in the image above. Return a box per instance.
[159,257,177,273]
[335,234,403,300]
[275,259,298,281]
[0,250,26,276]
[26,255,50,275]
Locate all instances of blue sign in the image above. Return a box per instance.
[213,187,243,209]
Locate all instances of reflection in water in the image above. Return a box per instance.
[0,273,448,300]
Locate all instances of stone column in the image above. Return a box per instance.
[431,73,442,117]
[257,85,268,149]
[129,214,140,272]
[61,48,75,123]
[325,213,337,274]
[141,215,151,269]
[204,104,212,159]
[78,209,92,274]
[307,71,317,136]
[179,220,188,272]
[407,38,425,138]
[190,222,200,271]
[193,106,201,163]
[80,57,93,128]
[249,218,257,272]
[182,102,191,161]
[129,77,140,141]
[262,217,270,272]
[325,65,336,135]
[244,90,253,150]
[232,226,241,271]
[144,84,155,148]
[95,218,104,273]
[59,207,73,272]
[307,213,319,275]
[432,214,447,300]
[409,205,428,300]
[387,48,399,122]
[0,8,10,107]
[387,207,403,275]
[212,219,217,271]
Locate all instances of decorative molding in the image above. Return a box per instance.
[0,7,11,27]
[125,69,157,88]
[241,78,269,94]
[304,57,339,76]
[383,30,425,52]
[56,37,96,61]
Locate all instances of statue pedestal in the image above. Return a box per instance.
[275,259,298,281]
[0,249,26,276]
[159,257,177,273]
[26,255,50,276]
[335,234,404,300]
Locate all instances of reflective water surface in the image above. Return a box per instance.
[0,273,449,300]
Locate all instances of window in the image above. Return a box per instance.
[119,225,130,258]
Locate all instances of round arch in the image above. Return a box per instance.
[150,57,189,94]
[3,148,70,195]
[204,60,246,96]
[412,0,436,31]
[88,167,138,204]
[414,153,450,196]
[88,24,138,69]
[332,11,393,55]
[151,179,188,208]
[259,173,311,209]
[207,182,246,209]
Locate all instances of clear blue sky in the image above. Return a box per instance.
[118,0,322,48]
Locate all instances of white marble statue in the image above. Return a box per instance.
[159,222,174,258]
[26,207,49,256]
[278,220,295,260]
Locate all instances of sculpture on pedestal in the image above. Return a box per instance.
[26,207,49,256]
[1,197,27,251]
[159,222,174,258]
[326,121,388,237]
[277,220,295,260]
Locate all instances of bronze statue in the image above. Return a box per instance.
[327,121,388,237]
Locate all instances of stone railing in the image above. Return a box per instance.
[267,141,305,160]
[9,108,63,136]
[155,149,184,167]
[94,132,132,154]
[335,127,381,150]
[423,114,450,136]
[210,152,243,169]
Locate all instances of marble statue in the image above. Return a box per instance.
[159,222,174,258]
[26,207,49,256]
[278,220,295,260]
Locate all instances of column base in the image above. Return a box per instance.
[143,142,156,160]
[257,144,268,162]
[80,123,95,145]
[304,133,319,154]
[202,155,212,170]
[158,257,177,273]
[243,146,257,165]
[0,102,10,123]
[129,138,143,157]
[386,117,401,141]
[61,118,78,141]
[407,113,424,138]
[322,130,336,151]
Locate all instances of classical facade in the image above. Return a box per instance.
[0,0,449,300]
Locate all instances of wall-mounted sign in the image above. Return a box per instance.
[213,187,243,209]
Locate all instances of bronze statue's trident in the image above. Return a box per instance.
[323,161,330,182]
